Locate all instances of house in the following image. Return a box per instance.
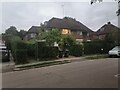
[25,26,41,40]
[92,22,120,41]
[45,17,93,42]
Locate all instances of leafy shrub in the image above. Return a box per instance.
[14,49,28,64]
[11,39,28,64]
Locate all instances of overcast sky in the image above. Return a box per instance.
[0,0,118,33]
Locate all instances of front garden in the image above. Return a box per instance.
[3,28,116,65]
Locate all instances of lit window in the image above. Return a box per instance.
[62,29,69,34]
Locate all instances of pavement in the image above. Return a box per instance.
[0,61,15,73]
[2,58,119,88]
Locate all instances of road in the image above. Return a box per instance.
[2,58,119,88]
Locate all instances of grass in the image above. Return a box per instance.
[84,54,109,60]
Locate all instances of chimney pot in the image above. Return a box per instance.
[107,22,111,24]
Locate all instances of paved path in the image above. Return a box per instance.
[2,58,118,88]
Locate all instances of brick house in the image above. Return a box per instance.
[45,17,93,42]
[91,22,120,41]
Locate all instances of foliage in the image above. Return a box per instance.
[13,49,28,64]
[11,39,28,64]
[62,34,76,47]
[35,41,58,59]
[83,41,103,55]
[5,26,19,36]
[83,40,115,55]
[37,30,47,40]
[46,28,61,46]
[69,44,83,57]
[4,26,20,50]
[26,43,36,58]
[4,35,21,50]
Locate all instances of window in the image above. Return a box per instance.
[87,33,89,36]
[100,27,104,31]
[62,29,69,34]
[30,33,36,38]
[77,31,82,35]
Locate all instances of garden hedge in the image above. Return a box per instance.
[11,40,28,64]
[83,41,115,55]
[69,44,83,57]
[35,41,58,60]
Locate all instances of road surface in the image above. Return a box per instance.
[2,58,119,88]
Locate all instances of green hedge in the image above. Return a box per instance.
[37,46,58,59]
[83,41,102,55]
[35,41,58,60]
[83,41,115,55]
[69,45,83,57]
[27,43,35,58]
[13,49,28,64]
[11,40,28,64]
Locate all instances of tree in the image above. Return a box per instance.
[5,26,19,36]
[46,28,61,46]
[37,28,47,40]
[4,26,20,50]
[62,34,76,51]
[62,35,76,47]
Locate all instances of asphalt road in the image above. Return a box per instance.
[2,58,119,88]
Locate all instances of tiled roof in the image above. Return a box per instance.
[28,26,41,33]
[97,22,120,35]
[46,17,93,33]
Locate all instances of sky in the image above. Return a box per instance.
[0,0,118,33]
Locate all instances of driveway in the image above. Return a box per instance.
[2,58,118,88]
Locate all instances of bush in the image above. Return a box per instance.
[14,49,28,64]
[11,40,28,64]
[45,47,58,58]
[83,41,102,55]
[69,44,83,57]
[37,46,58,59]
[27,43,35,58]
[35,41,58,60]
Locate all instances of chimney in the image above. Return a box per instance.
[107,22,111,24]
